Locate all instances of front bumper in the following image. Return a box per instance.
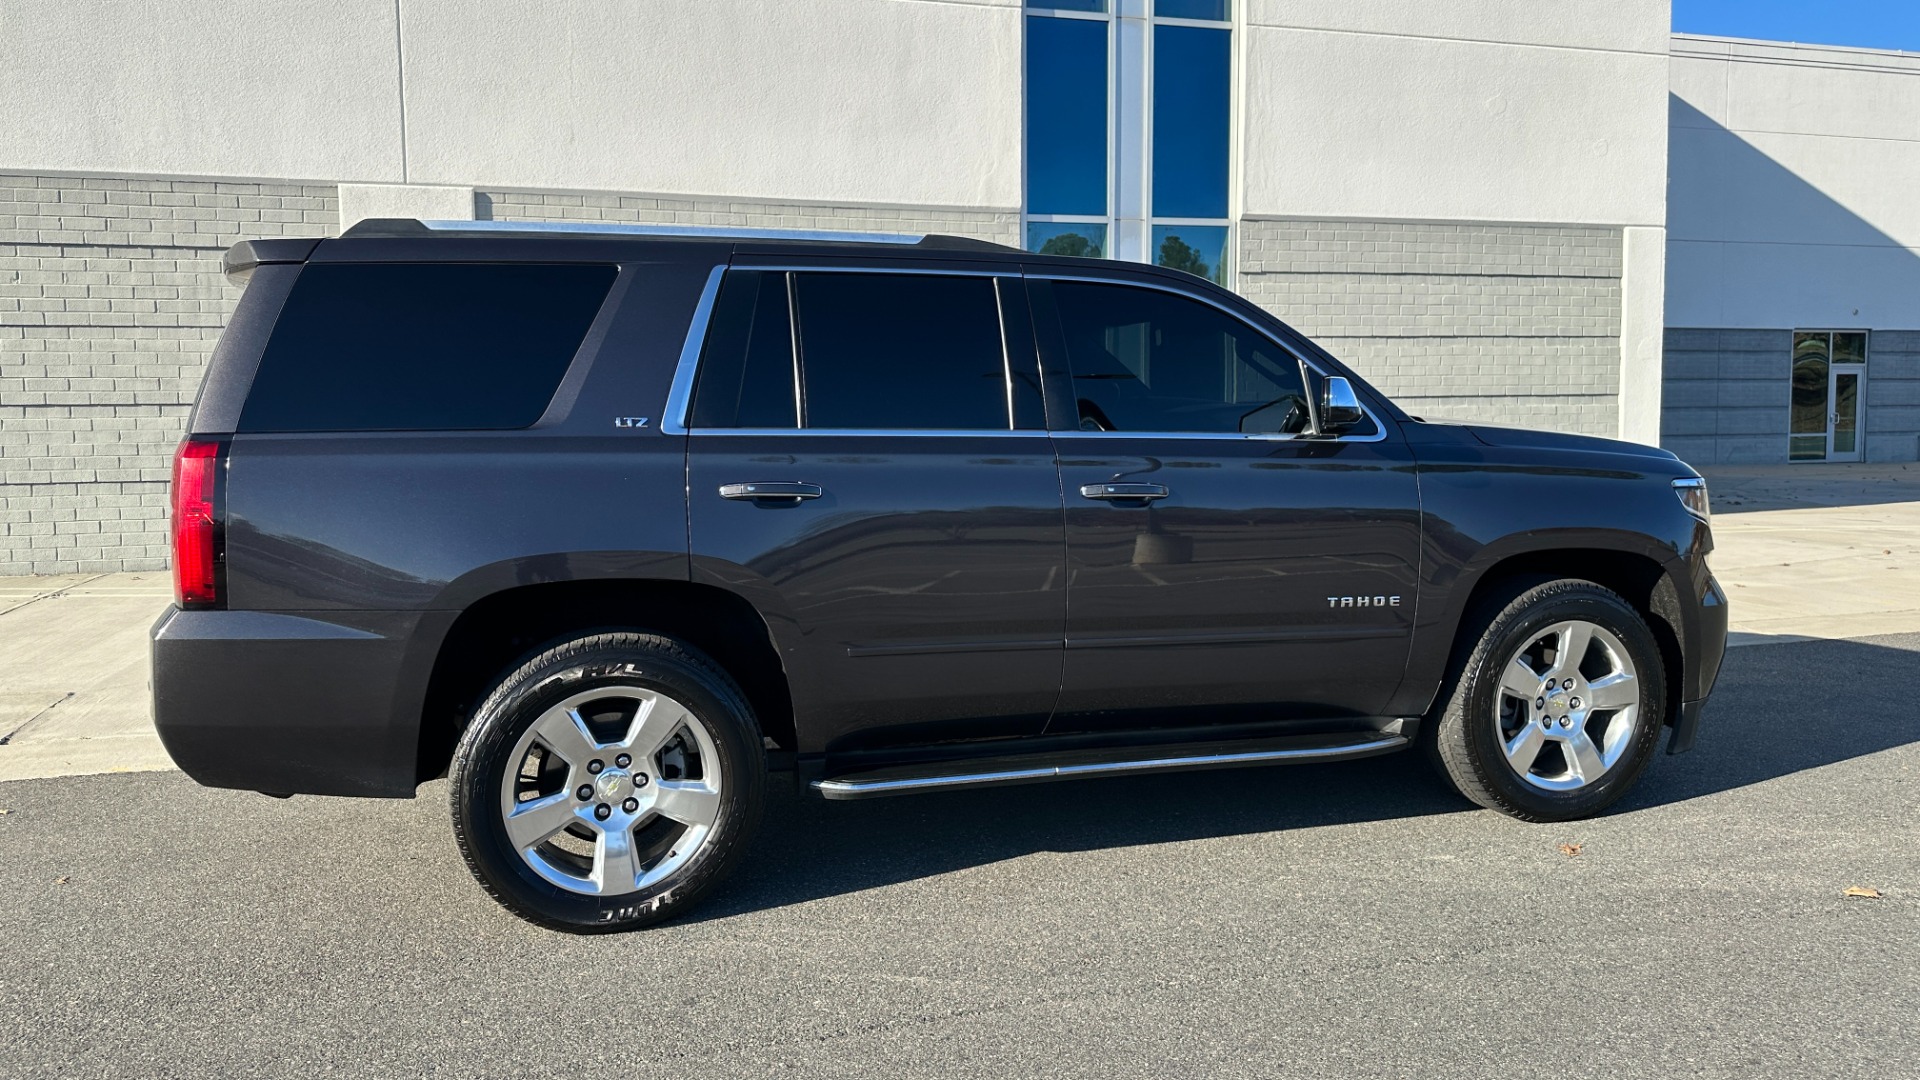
[1668,570,1727,755]
[151,606,437,797]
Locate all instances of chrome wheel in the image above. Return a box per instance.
[496,687,722,896]
[1493,620,1641,792]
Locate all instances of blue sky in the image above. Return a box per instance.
[1674,1,1920,53]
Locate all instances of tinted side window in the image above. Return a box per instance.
[1048,281,1311,435]
[689,271,798,428]
[793,273,1010,431]
[239,263,615,432]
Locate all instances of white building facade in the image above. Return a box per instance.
[0,1,1912,573]
[1664,34,1920,465]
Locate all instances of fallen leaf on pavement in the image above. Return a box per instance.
[53,876,69,886]
[1558,843,1583,857]
[1843,886,1881,899]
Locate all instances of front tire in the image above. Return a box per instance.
[450,632,765,932]
[1431,580,1666,822]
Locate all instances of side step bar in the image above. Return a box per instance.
[811,730,1411,801]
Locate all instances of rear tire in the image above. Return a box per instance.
[1431,580,1666,822]
[450,632,765,933]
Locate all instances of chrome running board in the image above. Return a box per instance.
[811,731,1410,801]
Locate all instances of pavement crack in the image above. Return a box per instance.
[0,574,110,619]
[0,692,75,745]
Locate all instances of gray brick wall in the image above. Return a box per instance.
[1239,219,1624,435]
[478,189,1020,246]
[0,177,1016,573]
[1662,328,1920,465]
[0,173,337,575]
[1866,331,1920,463]
[1660,328,1791,465]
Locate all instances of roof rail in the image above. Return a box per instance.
[339,218,1014,251]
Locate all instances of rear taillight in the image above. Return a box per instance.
[170,438,223,607]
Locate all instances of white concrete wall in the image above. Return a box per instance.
[1618,226,1668,443]
[0,0,406,183]
[0,0,1021,210]
[1240,0,1670,228]
[4,0,1670,225]
[399,0,1020,208]
[1668,36,1920,329]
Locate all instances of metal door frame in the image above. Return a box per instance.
[1828,362,1866,462]
[1789,329,1869,463]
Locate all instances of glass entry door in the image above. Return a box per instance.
[1831,367,1863,462]
[1790,331,1867,462]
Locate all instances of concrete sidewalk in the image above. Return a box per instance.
[0,572,175,783]
[1702,464,1920,645]
[3,463,1918,784]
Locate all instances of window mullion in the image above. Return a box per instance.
[1113,5,1149,264]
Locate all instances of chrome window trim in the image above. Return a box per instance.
[681,428,1054,439]
[993,279,1018,426]
[1051,428,1386,444]
[785,272,805,425]
[663,264,1390,443]
[660,265,727,437]
[729,264,1017,278]
[670,265,1026,436]
[1029,271,1391,444]
[418,219,925,244]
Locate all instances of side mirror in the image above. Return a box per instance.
[1319,376,1365,435]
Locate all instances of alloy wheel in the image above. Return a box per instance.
[1492,620,1641,792]
[496,687,723,896]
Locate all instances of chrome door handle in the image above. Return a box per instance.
[1079,482,1169,502]
[719,482,823,502]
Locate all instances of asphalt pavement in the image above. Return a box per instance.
[2,632,1915,1079]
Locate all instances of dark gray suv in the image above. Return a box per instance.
[153,220,1726,932]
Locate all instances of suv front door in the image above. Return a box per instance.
[683,265,1064,756]
[1029,274,1422,733]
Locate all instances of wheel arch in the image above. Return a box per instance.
[1410,543,1686,733]
[416,579,797,786]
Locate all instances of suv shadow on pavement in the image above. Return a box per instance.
[685,634,1920,924]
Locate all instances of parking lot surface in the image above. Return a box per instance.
[2,633,1914,1079]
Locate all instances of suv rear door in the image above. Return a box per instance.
[683,262,1064,756]
[1028,272,1422,733]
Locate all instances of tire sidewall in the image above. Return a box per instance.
[451,639,763,932]
[1459,587,1666,819]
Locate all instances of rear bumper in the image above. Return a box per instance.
[150,606,437,797]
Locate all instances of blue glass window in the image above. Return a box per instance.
[1152,224,1229,286]
[1026,221,1107,259]
[1039,0,1107,10]
[1155,0,1228,19]
[1026,16,1109,217]
[1151,25,1229,219]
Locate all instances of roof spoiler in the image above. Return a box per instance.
[222,238,322,287]
[340,217,1014,251]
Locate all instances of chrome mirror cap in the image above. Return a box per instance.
[1321,376,1365,435]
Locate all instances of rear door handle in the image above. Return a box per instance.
[1079,482,1169,502]
[719,481,823,502]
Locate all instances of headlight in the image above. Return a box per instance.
[1672,476,1710,523]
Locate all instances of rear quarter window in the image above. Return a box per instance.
[238,263,616,432]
